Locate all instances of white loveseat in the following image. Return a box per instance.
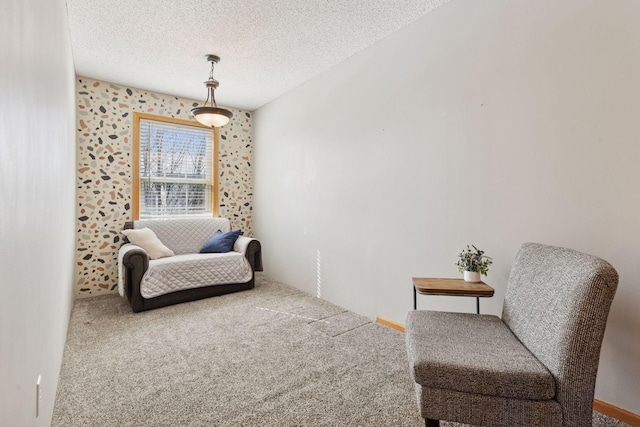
[119,217,262,312]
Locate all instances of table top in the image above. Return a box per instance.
[412,277,494,297]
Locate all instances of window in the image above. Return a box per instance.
[132,113,218,219]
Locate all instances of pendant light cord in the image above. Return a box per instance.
[207,59,218,107]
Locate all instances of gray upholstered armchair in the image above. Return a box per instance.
[405,243,618,427]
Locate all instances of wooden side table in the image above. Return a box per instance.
[412,277,495,314]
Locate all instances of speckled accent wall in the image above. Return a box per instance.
[75,76,253,297]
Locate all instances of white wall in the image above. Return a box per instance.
[254,0,640,415]
[0,0,76,425]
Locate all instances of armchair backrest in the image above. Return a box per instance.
[502,242,618,427]
[132,217,231,255]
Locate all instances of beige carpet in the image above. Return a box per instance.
[53,273,630,427]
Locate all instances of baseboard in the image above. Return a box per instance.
[594,399,640,426]
[375,316,405,332]
[376,316,640,426]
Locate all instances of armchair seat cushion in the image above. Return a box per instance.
[406,311,556,401]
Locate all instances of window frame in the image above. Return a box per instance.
[132,112,219,219]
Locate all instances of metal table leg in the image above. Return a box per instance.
[476,297,480,314]
[413,286,417,310]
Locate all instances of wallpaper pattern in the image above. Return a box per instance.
[75,77,253,297]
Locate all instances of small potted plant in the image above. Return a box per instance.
[456,244,492,282]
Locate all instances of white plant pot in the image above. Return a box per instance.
[464,271,481,283]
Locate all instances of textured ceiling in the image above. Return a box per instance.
[66,0,449,110]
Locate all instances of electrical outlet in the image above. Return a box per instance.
[36,375,42,418]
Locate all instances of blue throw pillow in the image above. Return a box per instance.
[200,229,243,253]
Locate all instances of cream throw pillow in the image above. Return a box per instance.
[122,227,174,260]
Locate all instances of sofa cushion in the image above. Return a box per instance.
[405,310,556,401]
[122,227,174,260]
[140,252,253,298]
[133,218,232,255]
[200,229,243,253]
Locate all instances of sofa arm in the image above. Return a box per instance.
[119,243,149,301]
[234,237,263,272]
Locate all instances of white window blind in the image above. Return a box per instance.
[139,118,213,217]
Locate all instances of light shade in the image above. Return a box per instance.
[192,106,233,128]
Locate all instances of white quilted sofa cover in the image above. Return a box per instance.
[130,217,253,299]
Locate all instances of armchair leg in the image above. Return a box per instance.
[426,419,440,427]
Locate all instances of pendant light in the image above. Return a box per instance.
[191,54,233,128]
